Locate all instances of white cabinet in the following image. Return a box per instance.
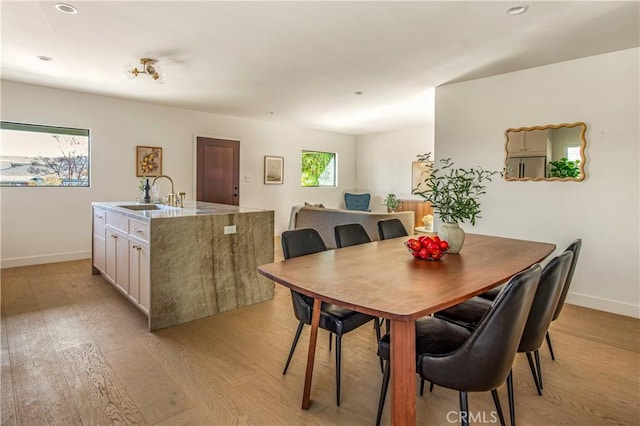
[106,228,129,295]
[92,208,106,273]
[507,129,548,156]
[129,239,150,314]
[95,209,150,315]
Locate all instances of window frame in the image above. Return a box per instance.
[301,150,337,188]
[1,121,91,187]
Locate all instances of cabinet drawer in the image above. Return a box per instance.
[106,213,128,233]
[93,208,106,237]
[129,219,150,242]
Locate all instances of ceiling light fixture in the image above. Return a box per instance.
[125,58,166,84]
[37,55,54,62]
[353,91,364,95]
[505,4,529,15]
[55,3,78,14]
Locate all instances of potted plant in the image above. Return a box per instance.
[383,193,400,212]
[412,153,501,253]
[549,157,580,178]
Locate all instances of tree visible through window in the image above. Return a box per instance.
[1,122,90,187]
[301,151,336,187]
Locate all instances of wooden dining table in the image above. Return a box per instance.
[257,233,555,426]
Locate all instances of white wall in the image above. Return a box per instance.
[355,125,435,212]
[0,81,356,267]
[434,48,639,318]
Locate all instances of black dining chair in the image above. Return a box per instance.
[280,228,381,406]
[375,264,542,426]
[334,223,385,372]
[477,239,582,361]
[334,223,372,248]
[377,218,409,240]
[434,251,573,425]
[546,239,582,360]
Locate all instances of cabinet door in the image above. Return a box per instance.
[523,129,547,154]
[106,229,129,294]
[105,229,118,284]
[506,131,524,153]
[93,236,106,273]
[129,241,150,313]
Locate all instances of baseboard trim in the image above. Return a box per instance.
[1,251,91,269]
[566,291,640,319]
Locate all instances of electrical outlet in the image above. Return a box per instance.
[224,225,236,235]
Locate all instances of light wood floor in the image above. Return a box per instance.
[1,257,638,425]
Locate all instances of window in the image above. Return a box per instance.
[301,150,336,187]
[1,122,90,187]
[565,146,581,162]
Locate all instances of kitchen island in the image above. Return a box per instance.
[92,201,274,331]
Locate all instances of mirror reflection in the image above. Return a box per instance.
[504,122,586,181]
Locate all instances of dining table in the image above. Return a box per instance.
[257,233,556,426]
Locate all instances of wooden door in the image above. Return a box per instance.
[196,137,239,205]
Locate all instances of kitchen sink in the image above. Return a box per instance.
[119,204,164,211]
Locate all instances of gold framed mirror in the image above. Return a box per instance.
[504,122,586,181]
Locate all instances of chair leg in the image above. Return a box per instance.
[420,378,435,396]
[534,349,543,390]
[525,352,542,396]
[335,335,342,406]
[329,332,332,351]
[282,321,304,375]
[459,391,469,426]
[491,389,506,426]
[374,320,383,373]
[545,331,556,361]
[375,361,391,426]
[507,370,516,426]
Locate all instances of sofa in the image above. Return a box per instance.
[290,205,415,249]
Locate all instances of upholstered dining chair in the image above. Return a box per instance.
[375,264,542,426]
[434,251,573,425]
[334,223,372,248]
[280,228,381,406]
[377,218,409,240]
[333,223,385,372]
[546,239,582,360]
[477,239,582,361]
[344,192,371,211]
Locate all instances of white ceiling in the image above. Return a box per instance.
[2,1,639,135]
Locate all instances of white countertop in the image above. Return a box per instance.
[93,201,271,221]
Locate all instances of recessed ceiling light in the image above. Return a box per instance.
[37,56,54,62]
[506,4,529,15]
[353,91,363,95]
[55,3,78,14]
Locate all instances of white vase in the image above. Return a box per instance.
[438,222,465,253]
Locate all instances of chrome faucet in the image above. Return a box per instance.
[152,175,179,207]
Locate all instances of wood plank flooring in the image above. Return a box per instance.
[1,256,638,425]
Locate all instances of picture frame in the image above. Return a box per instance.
[136,146,162,177]
[411,160,432,193]
[264,155,284,184]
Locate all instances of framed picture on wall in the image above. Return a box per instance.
[411,160,432,193]
[136,146,162,177]
[264,155,284,184]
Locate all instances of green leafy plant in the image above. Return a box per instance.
[549,157,580,178]
[411,153,501,225]
[383,193,400,212]
[301,151,334,186]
